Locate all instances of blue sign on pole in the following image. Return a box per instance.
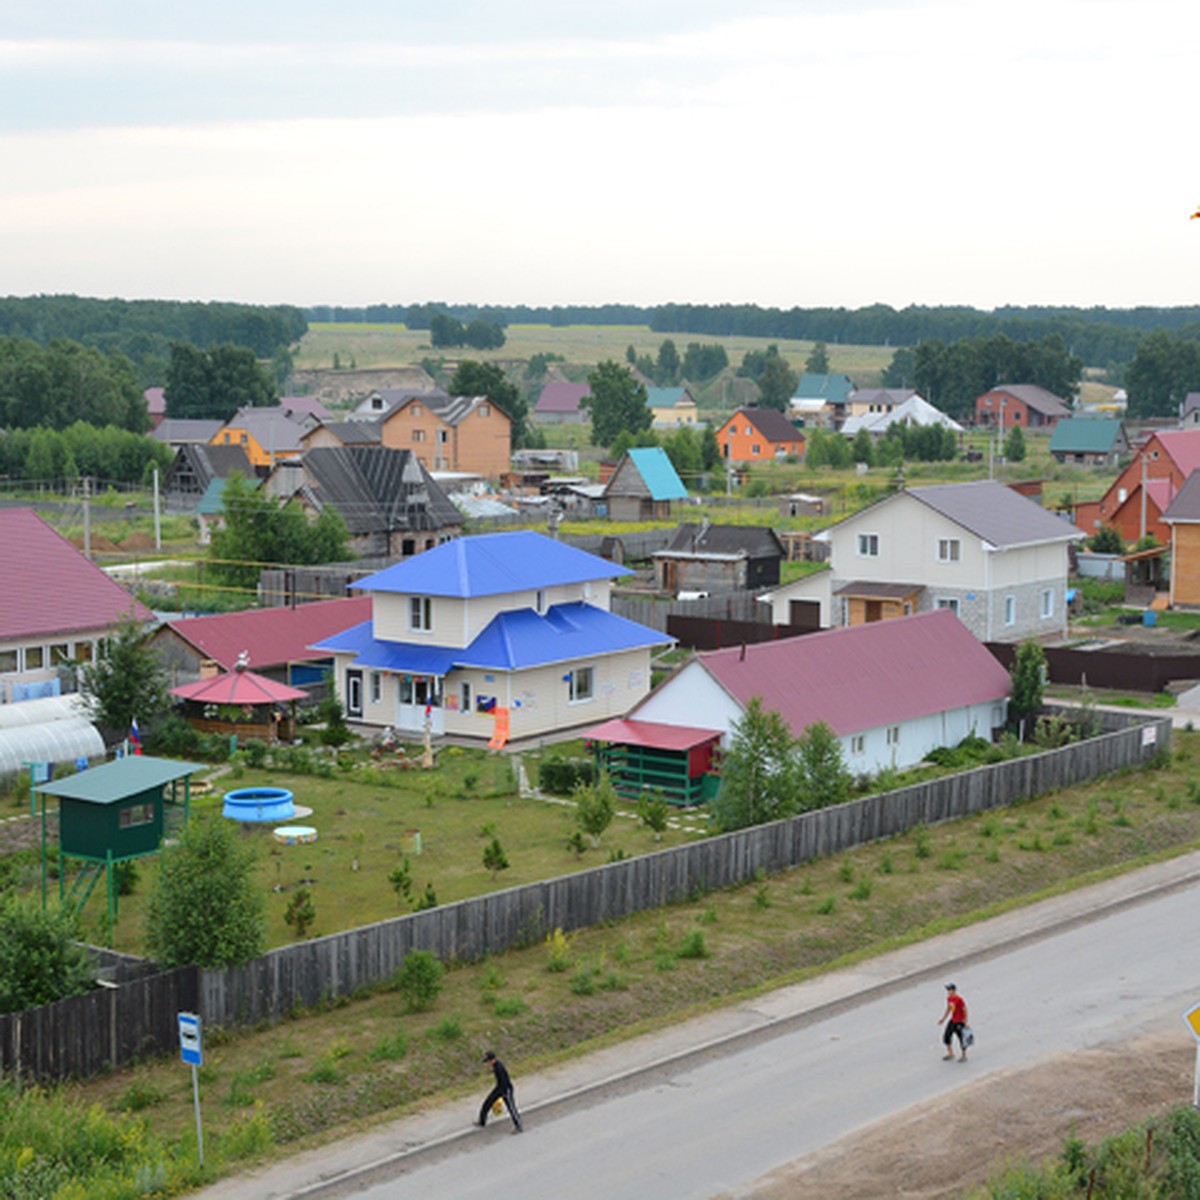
[178,1012,203,1067]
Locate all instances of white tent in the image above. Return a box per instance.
[842,394,963,437]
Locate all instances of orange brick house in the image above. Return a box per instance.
[1164,471,1200,606]
[715,407,805,463]
[1083,429,1200,546]
[974,384,1071,431]
[378,394,512,479]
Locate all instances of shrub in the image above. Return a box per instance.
[545,928,573,973]
[677,930,709,959]
[0,895,93,1013]
[393,950,444,1012]
[538,757,596,795]
[284,888,316,938]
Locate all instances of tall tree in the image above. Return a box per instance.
[795,722,851,812]
[583,361,652,448]
[165,342,275,421]
[804,342,830,374]
[0,896,93,1013]
[710,697,801,832]
[1009,639,1047,739]
[450,360,528,447]
[79,613,169,742]
[757,354,799,411]
[145,814,266,968]
[1124,332,1200,418]
[655,339,681,385]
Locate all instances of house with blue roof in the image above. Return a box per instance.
[602,447,689,521]
[312,531,672,744]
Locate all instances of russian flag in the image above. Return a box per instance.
[130,718,142,756]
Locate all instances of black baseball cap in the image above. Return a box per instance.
[945,982,957,990]
[483,1050,496,1061]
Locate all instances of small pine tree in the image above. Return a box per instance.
[638,791,671,841]
[284,887,316,938]
[415,882,439,911]
[394,949,444,1012]
[1003,423,1026,463]
[482,837,509,880]
[574,772,617,848]
[388,858,414,906]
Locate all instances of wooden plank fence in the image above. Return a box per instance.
[1,707,1171,1080]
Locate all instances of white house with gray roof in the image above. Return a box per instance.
[761,480,1083,642]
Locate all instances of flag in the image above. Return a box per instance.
[130,718,142,756]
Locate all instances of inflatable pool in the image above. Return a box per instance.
[222,787,296,822]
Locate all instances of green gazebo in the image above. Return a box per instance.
[35,755,204,942]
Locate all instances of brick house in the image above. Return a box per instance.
[715,407,805,463]
[376,394,511,479]
[974,384,1071,431]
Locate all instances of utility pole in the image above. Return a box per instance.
[153,467,162,552]
[83,476,91,559]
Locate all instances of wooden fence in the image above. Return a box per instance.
[986,641,1200,695]
[612,591,770,633]
[1,708,1171,1080]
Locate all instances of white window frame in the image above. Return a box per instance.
[934,596,959,615]
[1004,595,1016,626]
[569,665,595,703]
[886,725,900,746]
[937,537,961,563]
[857,532,880,558]
[409,596,432,632]
[851,733,865,756]
[1040,588,1054,619]
[370,672,381,705]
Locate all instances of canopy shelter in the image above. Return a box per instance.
[584,718,722,806]
[35,755,204,943]
[171,664,308,744]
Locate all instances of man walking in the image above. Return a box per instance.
[478,1050,523,1132]
[938,982,969,1061]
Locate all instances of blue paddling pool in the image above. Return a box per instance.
[222,787,296,822]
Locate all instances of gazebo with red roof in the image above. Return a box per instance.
[584,717,723,806]
[170,656,308,743]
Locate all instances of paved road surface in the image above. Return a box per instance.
[197,851,1200,1200]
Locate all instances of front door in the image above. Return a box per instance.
[345,670,363,719]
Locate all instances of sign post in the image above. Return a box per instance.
[1181,1003,1200,1107]
[178,1012,205,1165]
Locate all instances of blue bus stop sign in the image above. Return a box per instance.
[178,1012,203,1067]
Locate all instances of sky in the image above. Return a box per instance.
[1,0,1198,313]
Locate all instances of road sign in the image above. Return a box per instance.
[1183,1004,1200,1108]
[178,1012,203,1066]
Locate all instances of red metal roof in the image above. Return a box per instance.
[170,667,308,705]
[160,596,372,670]
[584,718,723,751]
[0,508,153,641]
[696,609,1010,737]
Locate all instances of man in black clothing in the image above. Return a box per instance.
[478,1050,523,1132]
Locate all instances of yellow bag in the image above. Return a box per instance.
[493,1099,504,1116]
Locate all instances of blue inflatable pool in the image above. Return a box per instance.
[222,787,296,822]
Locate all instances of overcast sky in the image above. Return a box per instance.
[2,0,1197,312]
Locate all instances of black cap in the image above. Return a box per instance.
[945,983,956,991]
[483,1050,496,1061]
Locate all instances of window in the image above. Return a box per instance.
[1040,588,1054,619]
[480,404,490,416]
[935,597,960,615]
[0,649,16,673]
[535,589,546,614]
[752,443,761,456]
[851,734,865,756]
[460,681,471,711]
[1004,595,1016,626]
[412,403,423,416]
[412,429,426,442]
[118,803,154,829]
[409,596,432,631]
[370,672,381,704]
[74,641,93,664]
[399,675,413,704]
[937,538,961,563]
[857,533,879,557]
[24,645,43,669]
[50,642,70,664]
[569,666,594,703]
[886,725,900,746]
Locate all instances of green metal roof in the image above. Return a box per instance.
[1048,417,1123,454]
[36,755,205,805]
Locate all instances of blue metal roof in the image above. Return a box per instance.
[626,447,688,501]
[458,602,670,670]
[351,531,630,597]
[313,605,669,675]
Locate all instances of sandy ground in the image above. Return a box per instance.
[723,1031,1193,1200]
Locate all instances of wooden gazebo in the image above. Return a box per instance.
[170,661,307,744]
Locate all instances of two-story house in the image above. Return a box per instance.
[209,406,308,470]
[761,480,1082,642]
[313,531,671,744]
[715,407,805,463]
[974,384,1071,431]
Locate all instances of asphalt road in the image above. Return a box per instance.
[190,853,1200,1200]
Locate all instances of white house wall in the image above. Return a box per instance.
[368,581,614,648]
[762,571,833,628]
[632,660,743,745]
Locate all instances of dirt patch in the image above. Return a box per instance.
[728,1031,1192,1200]
[119,531,158,551]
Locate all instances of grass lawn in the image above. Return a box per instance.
[15,727,1200,1194]
[6,745,704,955]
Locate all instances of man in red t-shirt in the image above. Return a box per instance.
[938,982,969,1061]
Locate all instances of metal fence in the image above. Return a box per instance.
[1,708,1170,1080]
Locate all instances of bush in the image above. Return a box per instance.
[538,758,596,795]
[393,949,444,1012]
[0,896,93,1013]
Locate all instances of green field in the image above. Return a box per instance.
[295,321,897,385]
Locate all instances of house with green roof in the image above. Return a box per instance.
[1048,418,1128,466]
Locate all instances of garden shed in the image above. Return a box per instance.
[35,754,205,939]
[584,717,722,805]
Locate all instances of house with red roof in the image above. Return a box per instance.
[1081,429,1200,546]
[533,381,590,425]
[590,609,1009,787]
[715,407,805,463]
[148,596,373,692]
[0,509,153,704]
